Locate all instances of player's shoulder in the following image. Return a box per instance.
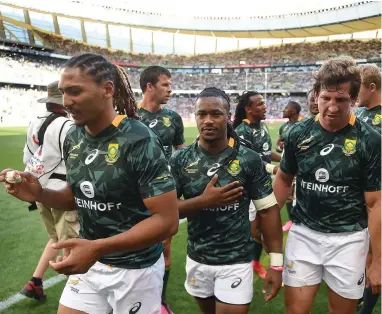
[170,142,196,164]
[163,108,181,119]
[286,116,315,139]
[354,117,381,143]
[118,117,157,142]
[235,121,251,133]
[238,142,263,163]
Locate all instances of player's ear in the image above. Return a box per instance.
[103,80,114,100]
[369,83,377,93]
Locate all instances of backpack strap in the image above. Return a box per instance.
[37,112,66,146]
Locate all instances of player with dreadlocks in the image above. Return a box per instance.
[233,91,281,280]
[1,53,179,314]
[169,87,283,314]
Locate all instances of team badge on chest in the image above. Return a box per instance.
[227,159,241,176]
[372,114,381,126]
[163,116,171,127]
[342,139,356,156]
[105,143,119,164]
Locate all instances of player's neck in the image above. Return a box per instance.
[289,115,299,123]
[365,95,381,110]
[199,137,228,155]
[140,96,162,113]
[247,115,260,125]
[85,106,118,137]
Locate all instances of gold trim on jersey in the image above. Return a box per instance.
[372,114,381,125]
[228,137,235,147]
[112,115,127,127]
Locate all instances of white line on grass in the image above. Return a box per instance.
[0,219,187,311]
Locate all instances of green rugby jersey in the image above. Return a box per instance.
[280,113,381,233]
[63,115,175,269]
[169,138,274,265]
[138,107,185,160]
[355,105,381,134]
[235,119,272,163]
[279,117,303,142]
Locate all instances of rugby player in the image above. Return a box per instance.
[1,53,179,314]
[274,57,381,314]
[233,91,281,279]
[170,87,283,314]
[276,100,302,232]
[138,65,185,314]
[307,89,319,117]
[355,64,381,314]
[356,64,381,134]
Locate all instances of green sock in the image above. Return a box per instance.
[162,269,170,302]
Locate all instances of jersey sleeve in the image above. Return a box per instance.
[279,129,298,175]
[235,124,254,146]
[246,152,276,210]
[131,136,175,199]
[169,152,184,198]
[361,129,381,192]
[172,113,185,147]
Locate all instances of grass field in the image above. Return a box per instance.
[0,124,380,314]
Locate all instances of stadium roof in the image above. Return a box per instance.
[0,0,381,38]
[0,0,380,54]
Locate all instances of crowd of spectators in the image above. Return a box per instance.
[1,53,315,91]
[37,31,380,66]
[0,86,308,126]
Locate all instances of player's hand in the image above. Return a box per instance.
[202,175,243,207]
[262,268,282,302]
[367,259,381,294]
[49,239,101,275]
[0,169,42,202]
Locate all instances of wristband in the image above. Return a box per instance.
[269,253,283,267]
[270,266,283,272]
[265,163,276,174]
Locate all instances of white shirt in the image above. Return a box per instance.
[23,111,73,189]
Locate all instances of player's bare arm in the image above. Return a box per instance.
[271,151,281,162]
[365,190,381,294]
[177,175,243,218]
[0,169,76,210]
[273,169,295,208]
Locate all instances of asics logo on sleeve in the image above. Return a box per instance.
[320,144,334,156]
[149,119,158,128]
[207,163,221,177]
[85,149,99,165]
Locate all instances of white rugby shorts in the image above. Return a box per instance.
[60,254,164,314]
[185,256,253,305]
[283,224,369,299]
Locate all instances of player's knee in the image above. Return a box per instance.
[285,304,312,314]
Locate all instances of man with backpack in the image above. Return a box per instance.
[21,80,79,301]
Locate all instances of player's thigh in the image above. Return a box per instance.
[37,202,58,240]
[323,228,369,301]
[185,256,215,299]
[214,262,253,306]
[110,254,165,314]
[53,209,80,242]
[283,224,324,289]
[59,271,111,314]
[163,236,172,267]
[195,296,216,314]
[57,304,87,314]
[284,284,321,314]
[215,300,249,314]
[327,286,358,314]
